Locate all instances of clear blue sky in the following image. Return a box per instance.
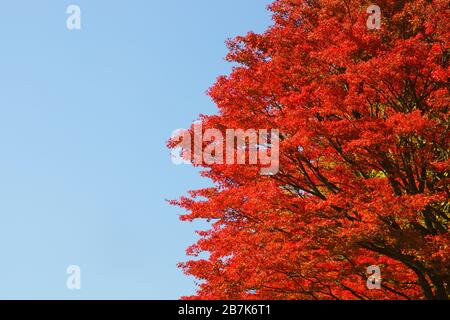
[0,0,272,299]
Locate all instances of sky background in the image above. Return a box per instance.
[0,0,272,299]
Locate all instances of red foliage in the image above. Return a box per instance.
[169,0,449,300]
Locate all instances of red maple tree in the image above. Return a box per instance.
[169,0,449,300]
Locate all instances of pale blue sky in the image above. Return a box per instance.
[0,1,272,299]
